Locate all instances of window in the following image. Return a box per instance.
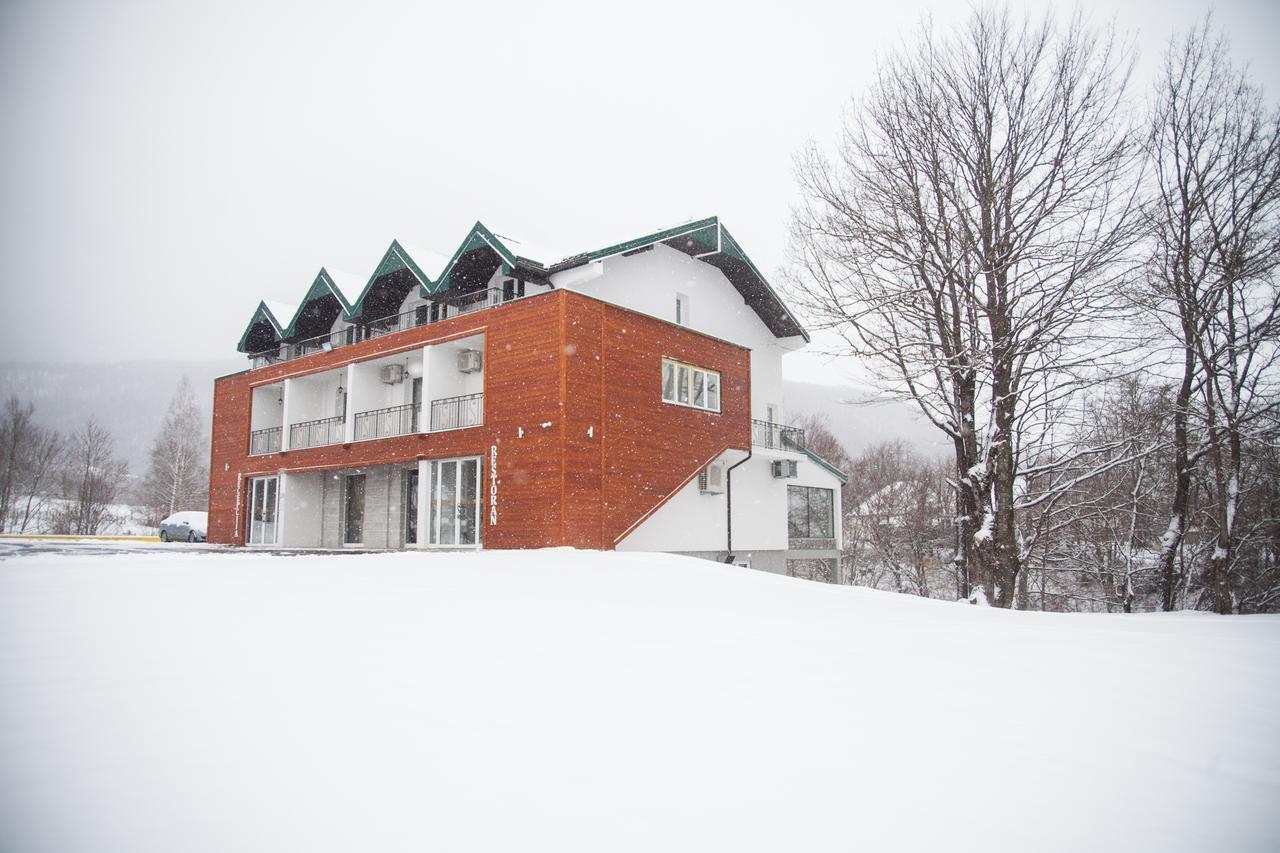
[675,293,690,326]
[344,474,366,545]
[788,486,834,539]
[502,278,526,302]
[661,358,720,413]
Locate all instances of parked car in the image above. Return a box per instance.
[159,511,208,543]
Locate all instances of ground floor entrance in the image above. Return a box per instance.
[247,476,278,545]
[259,457,483,550]
[424,457,481,548]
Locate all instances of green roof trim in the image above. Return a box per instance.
[236,301,285,354]
[282,269,354,338]
[559,217,808,342]
[570,216,721,264]
[348,240,434,320]
[801,445,849,484]
[716,223,808,341]
[425,222,518,297]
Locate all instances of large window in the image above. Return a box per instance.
[788,486,834,539]
[661,358,720,413]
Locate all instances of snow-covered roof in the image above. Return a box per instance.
[262,301,296,329]
[483,227,571,268]
[324,269,365,307]
[396,244,451,282]
[238,215,808,351]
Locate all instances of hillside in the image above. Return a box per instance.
[0,359,242,474]
[0,360,944,478]
[1,546,1275,852]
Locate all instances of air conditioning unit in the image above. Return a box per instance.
[457,349,483,374]
[698,462,726,495]
[379,364,405,385]
[772,459,798,479]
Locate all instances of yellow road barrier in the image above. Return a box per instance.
[0,535,162,542]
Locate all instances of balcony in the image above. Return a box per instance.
[249,287,513,370]
[354,403,419,442]
[752,419,805,451]
[249,426,282,456]
[429,392,483,431]
[289,416,345,450]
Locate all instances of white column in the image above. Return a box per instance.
[416,458,430,547]
[419,345,433,433]
[344,363,357,443]
[276,470,288,546]
[281,378,293,450]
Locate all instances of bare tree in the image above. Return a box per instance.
[0,396,63,533]
[788,6,1140,606]
[53,418,129,536]
[1145,17,1280,613]
[140,376,209,523]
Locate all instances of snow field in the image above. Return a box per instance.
[0,546,1277,852]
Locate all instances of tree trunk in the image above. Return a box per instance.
[1158,345,1195,611]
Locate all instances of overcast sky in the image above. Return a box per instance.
[1,0,1277,383]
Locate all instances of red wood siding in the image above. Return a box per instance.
[208,290,751,550]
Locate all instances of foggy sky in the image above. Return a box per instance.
[2,0,1277,385]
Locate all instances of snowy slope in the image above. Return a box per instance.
[0,546,1276,853]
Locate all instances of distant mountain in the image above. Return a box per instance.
[0,359,244,475]
[0,360,945,480]
[782,380,947,458]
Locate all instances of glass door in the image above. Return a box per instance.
[247,476,278,545]
[405,469,418,545]
[426,457,481,547]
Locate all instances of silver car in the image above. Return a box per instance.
[159,511,208,543]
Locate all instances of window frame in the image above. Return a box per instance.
[661,357,721,413]
[788,485,835,539]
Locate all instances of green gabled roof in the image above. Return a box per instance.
[348,240,434,319]
[424,222,520,296]
[282,268,355,338]
[557,217,809,342]
[236,301,286,354]
[565,216,722,265]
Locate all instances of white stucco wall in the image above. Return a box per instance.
[279,471,323,548]
[425,335,484,403]
[250,384,283,432]
[618,451,844,555]
[552,244,803,422]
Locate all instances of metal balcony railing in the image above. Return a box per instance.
[752,419,805,451]
[354,403,419,442]
[249,426,282,455]
[248,287,514,369]
[289,415,345,449]
[429,392,484,431]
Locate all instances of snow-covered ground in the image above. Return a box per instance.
[1,545,1276,852]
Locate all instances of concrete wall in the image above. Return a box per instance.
[303,465,412,549]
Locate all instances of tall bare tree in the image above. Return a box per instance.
[53,418,128,536]
[0,396,63,533]
[1145,17,1280,613]
[140,376,209,522]
[788,6,1140,606]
